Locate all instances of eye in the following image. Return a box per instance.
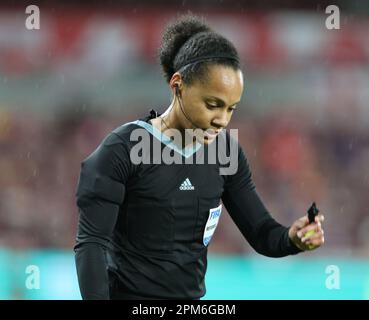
[205,102,218,109]
[228,106,237,112]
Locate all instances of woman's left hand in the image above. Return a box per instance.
[288,214,325,251]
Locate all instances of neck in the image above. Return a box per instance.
[158,99,196,149]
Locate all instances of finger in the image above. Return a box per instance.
[302,225,324,242]
[305,230,324,241]
[304,226,325,243]
[305,231,325,244]
[297,224,319,239]
[315,214,325,223]
[306,234,325,247]
[295,216,309,230]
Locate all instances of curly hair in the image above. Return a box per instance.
[157,13,241,86]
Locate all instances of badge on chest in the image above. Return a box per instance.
[203,204,222,246]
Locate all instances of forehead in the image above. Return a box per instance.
[195,65,243,102]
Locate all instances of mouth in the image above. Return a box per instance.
[203,129,220,139]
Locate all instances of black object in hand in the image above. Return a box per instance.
[308,202,320,224]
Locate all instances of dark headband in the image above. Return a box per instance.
[176,54,239,72]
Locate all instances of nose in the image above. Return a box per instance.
[212,110,229,129]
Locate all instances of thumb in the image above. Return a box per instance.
[293,216,309,230]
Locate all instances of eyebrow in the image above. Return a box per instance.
[205,96,240,107]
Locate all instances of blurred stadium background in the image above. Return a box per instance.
[1,0,369,299]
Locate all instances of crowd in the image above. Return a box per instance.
[1,106,367,255]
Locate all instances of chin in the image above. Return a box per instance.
[197,135,216,145]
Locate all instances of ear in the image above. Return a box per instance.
[169,72,182,93]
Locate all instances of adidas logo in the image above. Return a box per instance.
[179,178,195,191]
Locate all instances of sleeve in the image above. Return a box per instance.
[222,144,302,257]
[74,132,132,299]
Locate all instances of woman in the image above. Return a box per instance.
[74,14,325,300]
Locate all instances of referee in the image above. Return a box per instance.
[74,14,325,300]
